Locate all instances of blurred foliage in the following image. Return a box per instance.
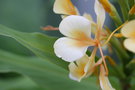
[0,0,61,56]
[0,0,126,90]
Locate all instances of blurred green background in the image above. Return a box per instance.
[0,0,61,56]
[0,0,122,90]
[0,0,61,89]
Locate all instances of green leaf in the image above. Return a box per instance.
[0,49,99,90]
[0,24,68,69]
[127,59,135,71]
[0,76,45,90]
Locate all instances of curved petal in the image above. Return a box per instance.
[68,55,89,82]
[68,48,97,82]
[94,0,105,29]
[53,0,78,15]
[99,65,115,90]
[124,38,135,53]
[121,20,135,38]
[84,48,97,77]
[59,15,91,39]
[54,37,88,62]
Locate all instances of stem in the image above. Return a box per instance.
[118,0,129,21]
[110,12,122,26]
[110,37,129,62]
[128,0,135,8]
[110,37,134,90]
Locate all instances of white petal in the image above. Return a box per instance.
[99,65,115,90]
[54,37,88,62]
[121,20,135,38]
[59,15,91,39]
[53,0,77,15]
[94,0,105,29]
[124,38,135,53]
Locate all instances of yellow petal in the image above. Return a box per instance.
[121,20,135,38]
[68,48,97,82]
[85,48,97,77]
[68,55,89,81]
[53,0,78,15]
[124,38,135,53]
[99,65,115,90]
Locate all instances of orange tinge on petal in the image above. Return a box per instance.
[68,48,97,82]
[68,55,90,82]
[99,64,115,90]
[53,0,78,15]
[71,31,96,47]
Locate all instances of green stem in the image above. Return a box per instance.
[109,3,123,26]
[110,37,129,62]
[118,0,130,21]
[110,37,134,90]
[128,0,135,8]
[110,12,122,27]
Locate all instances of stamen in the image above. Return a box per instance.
[98,43,108,76]
[102,21,128,46]
[114,33,123,38]
[41,26,59,31]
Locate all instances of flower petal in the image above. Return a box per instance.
[59,15,91,39]
[68,48,97,82]
[121,20,135,38]
[99,65,115,90]
[53,0,78,15]
[124,38,135,53]
[68,55,89,81]
[83,13,93,21]
[94,0,105,29]
[84,48,97,77]
[54,37,88,62]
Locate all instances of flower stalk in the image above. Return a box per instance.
[118,0,130,21]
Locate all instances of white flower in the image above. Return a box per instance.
[54,15,95,62]
[121,20,135,53]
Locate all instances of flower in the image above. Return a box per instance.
[54,15,95,62]
[53,0,79,15]
[69,48,97,82]
[99,64,115,90]
[121,20,135,53]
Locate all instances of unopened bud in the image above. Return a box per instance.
[99,0,112,14]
